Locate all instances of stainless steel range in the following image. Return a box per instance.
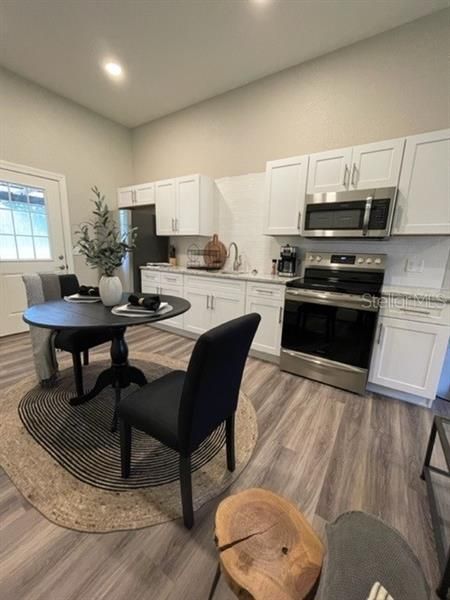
[280,251,386,394]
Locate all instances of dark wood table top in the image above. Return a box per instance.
[23,294,191,330]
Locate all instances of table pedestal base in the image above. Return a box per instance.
[70,327,147,431]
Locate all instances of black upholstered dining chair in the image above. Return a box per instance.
[117,313,261,529]
[55,274,114,396]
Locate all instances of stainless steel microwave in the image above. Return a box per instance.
[301,187,397,238]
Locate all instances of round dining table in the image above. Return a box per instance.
[23,293,191,430]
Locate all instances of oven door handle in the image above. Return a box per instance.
[362,195,373,236]
[285,290,378,311]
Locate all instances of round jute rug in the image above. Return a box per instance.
[0,351,258,532]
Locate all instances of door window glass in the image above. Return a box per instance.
[0,182,51,260]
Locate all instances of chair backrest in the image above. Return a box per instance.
[58,274,80,298]
[178,313,260,452]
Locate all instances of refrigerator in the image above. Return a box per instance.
[119,206,169,293]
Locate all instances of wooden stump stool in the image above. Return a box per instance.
[212,488,324,600]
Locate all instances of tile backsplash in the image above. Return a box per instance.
[171,172,450,290]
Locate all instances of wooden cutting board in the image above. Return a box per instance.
[204,234,227,269]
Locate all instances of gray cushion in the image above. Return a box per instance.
[315,511,431,600]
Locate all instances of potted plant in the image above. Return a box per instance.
[75,187,137,306]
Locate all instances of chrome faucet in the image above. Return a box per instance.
[228,242,242,272]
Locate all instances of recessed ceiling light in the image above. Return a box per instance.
[104,62,123,78]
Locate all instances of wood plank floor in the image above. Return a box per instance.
[0,325,446,599]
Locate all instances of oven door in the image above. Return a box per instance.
[281,290,378,369]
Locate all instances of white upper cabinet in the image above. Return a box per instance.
[156,174,215,236]
[307,147,353,194]
[117,186,135,208]
[134,182,155,206]
[118,183,155,208]
[307,139,404,194]
[155,179,177,235]
[176,175,201,235]
[351,138,405,190]
[393,128,450,235]
[264,155,308,235]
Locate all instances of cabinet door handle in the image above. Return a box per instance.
[297,211,301,230]
[278,306,283,323]
[351,163,357,186]
[211,295,215,310]
[377,323,383,344]
[206,295,210,309]
[343,164,349,187]
[175,218,179,231]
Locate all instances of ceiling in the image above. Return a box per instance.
[0,0,448,128]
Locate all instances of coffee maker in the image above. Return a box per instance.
[277,244,299,277]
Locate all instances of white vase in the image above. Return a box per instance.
[99,275,123,307]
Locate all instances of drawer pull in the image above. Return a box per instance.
[399,308,431,315]
[255,288,274,295]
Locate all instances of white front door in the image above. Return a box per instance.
[0,167,69,336]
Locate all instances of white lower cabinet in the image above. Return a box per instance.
[369,315,450,401]
[184,276,245,334]
[183,287,212,335]
[245,296,282,355]
[245,283,284,355]
[159,283,184,329]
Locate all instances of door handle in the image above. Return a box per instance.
[297,211,301,230]
[175,218,179,232]
[171,218,175,232]
[278,306,283,323]
[206,295,210,309]
[351,163,357,186]
[211,295,215,310]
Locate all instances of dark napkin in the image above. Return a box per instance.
[78,285,100,297]
[128,294,161,311]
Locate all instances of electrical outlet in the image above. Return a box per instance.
[405,257,425,273]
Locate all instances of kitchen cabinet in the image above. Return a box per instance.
[307,138,404,194]
[369,303,450,401]
[264,155,308,235]
[118,183,155,208]
[393,128,450,235]
[141,270,184,330]
[183,275,245,334]
[118,186,135,208]
[307,147,352,194]
[183,287,212,335]
[155,174,216,236]
[155,179,177,235]
[351,138,404,190]
[245,283,284,355]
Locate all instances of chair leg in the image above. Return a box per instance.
[119,419,132,478]
[179,454,194,529]
[72,352,84,397]
[226,413,236,472]
[83,349,89,366]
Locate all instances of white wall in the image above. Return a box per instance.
[172,172,450,290]
[0,67,133,283]
[132,10,450,183]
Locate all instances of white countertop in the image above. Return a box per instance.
[140,264,295,285]
[381,284,450,304]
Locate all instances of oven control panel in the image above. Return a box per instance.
[305,252,386,270]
